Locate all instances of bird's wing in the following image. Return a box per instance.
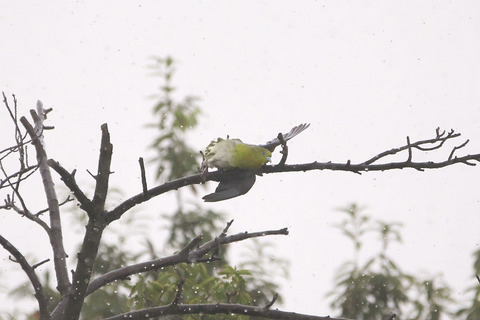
[260,123,310,152]
[202,172,256,202]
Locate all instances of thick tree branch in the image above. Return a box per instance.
[20,105,70,296]
[61,218,105,319]
[0,235,49,320]
[91,123,113,214]
[103,301,355,320]
[47,159,93,212]
[106,173,203,222]
[62,123,113,320]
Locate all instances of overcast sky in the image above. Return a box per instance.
[1,1,479,317]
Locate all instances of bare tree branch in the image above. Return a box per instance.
[20,105,71,296]
[189,227,289,261]
[103,301,355,320]
[85,225,288,296]
[1,92,27,168]
[0,199,51,233]
[262,154,480,174]
[47,160,93,212]
[34,195,74,216]
[0,235,49,320]
[63,123,113,320]
[106,173,202,223]
[449,139,469,161]
[0,160,34,217]
[104,128,479,223]
[0,164,38,190]
[91,123,113,214]
[362,128,459,165]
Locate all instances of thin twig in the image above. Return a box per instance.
[220,219,234,238]
[0,160,31,215]
[277,132,288,166]
[406,136,412,162]
[362,128,461,165]
[264,293,278,309]
[86,169,97,180]
[138,157,150,200]
[1,200,51,234]
[32,259,50,269]
[449,139,469,161]
[171,279,185,305]
[35,196,73,216]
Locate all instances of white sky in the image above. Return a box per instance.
[1,1,479,318]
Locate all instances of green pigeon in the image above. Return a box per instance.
[201,123,310,201]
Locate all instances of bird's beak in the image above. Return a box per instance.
[267,157,272,163]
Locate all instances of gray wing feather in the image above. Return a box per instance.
[202,172,256,202]
[260,123,310,152]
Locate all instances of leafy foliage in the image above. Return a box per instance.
[163,205,226,250]
[129,264,253,319]
[328,204,456,320]
[455,248,480,319]
[80,239,139,319]
[147,56,201,182]
[125,57,287,319]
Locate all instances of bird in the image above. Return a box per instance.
[201,123,310,202]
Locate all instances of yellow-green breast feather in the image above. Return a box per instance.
[205,138,271,170]
[231,143,271,169]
